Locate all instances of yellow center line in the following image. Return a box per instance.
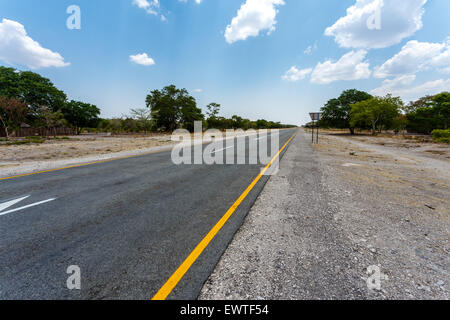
[152,130,297,300]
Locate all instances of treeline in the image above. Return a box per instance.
[316,89,449,136]
[96,85,295,133]
[0,68,295,138]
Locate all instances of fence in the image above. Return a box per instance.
[0,127,77,138]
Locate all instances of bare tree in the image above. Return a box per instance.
[130,108,153,133]
[38,106,67,137]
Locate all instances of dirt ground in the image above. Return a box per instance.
[0,134,176,178]
[312,131,449,298]
[200,130,449,300]
[0,134,174,163]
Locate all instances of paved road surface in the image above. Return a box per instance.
[0,129,296,299]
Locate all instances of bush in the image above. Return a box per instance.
[7,140,31,145]
[28,136,46,143]
[432,129,450,143]
[6,136,46,145]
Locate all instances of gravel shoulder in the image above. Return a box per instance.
[200,130,449,300]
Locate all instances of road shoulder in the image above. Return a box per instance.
[200,130,449,300]
[200,130,368,299]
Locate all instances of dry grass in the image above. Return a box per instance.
[313,134,450,220]
[0,134,174,163]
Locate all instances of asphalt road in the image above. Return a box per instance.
[0,129,297,300]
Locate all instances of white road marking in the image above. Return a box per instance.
[255,136,267,141]
[209,132,277,153]
[0,197,56,216]
[211,146,233,154]
[210,134,269,153]
[0,196,30,212]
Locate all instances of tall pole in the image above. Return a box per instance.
[311,120,314,143]
[316,121,319,144]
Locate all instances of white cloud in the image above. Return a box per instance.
[370,74,416,96]
[225,0,285,44]
[325,0,427,49]
[282,66,312,82]
[132,0,159,15]
[440,66,450,74]
[0,19,69,69]
[304,42,318,55]
[310,50,371,84]
[430,39,450,71]
[179,0,203,4]
[193,88,203,92]
[129,53,155,66]
[134,0,202,21]
[371,77,450,101]
[374,39,450,78]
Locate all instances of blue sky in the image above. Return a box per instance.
[0,0,449,125]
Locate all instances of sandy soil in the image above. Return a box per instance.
[200,130,449,300]
[0,134,174,162]
[313,132,449,298]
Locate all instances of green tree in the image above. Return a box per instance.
[206,103,221,119]
[179,95,204,132]
[321,89,373,134]
[407,107,438,134]
[19,71,67,116]
[241,118,252,130]
[406,92,450,133]
[392,114,408,135]
[432,92,450,129]
[146,85,203,132]
[405,95,434,114]
[62,100,101,134]
[350,95,402,135]
[0,66,67,122]
[0,67,21,98]
[231,115,244,129]
[255,119,269,129]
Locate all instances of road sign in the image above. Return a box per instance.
[309,112,323,144]
[309,112,323,121]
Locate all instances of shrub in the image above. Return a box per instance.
[7,140,31,145]
[6,136,46,145]
[432,129,450,143]
[28,136,46,143]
